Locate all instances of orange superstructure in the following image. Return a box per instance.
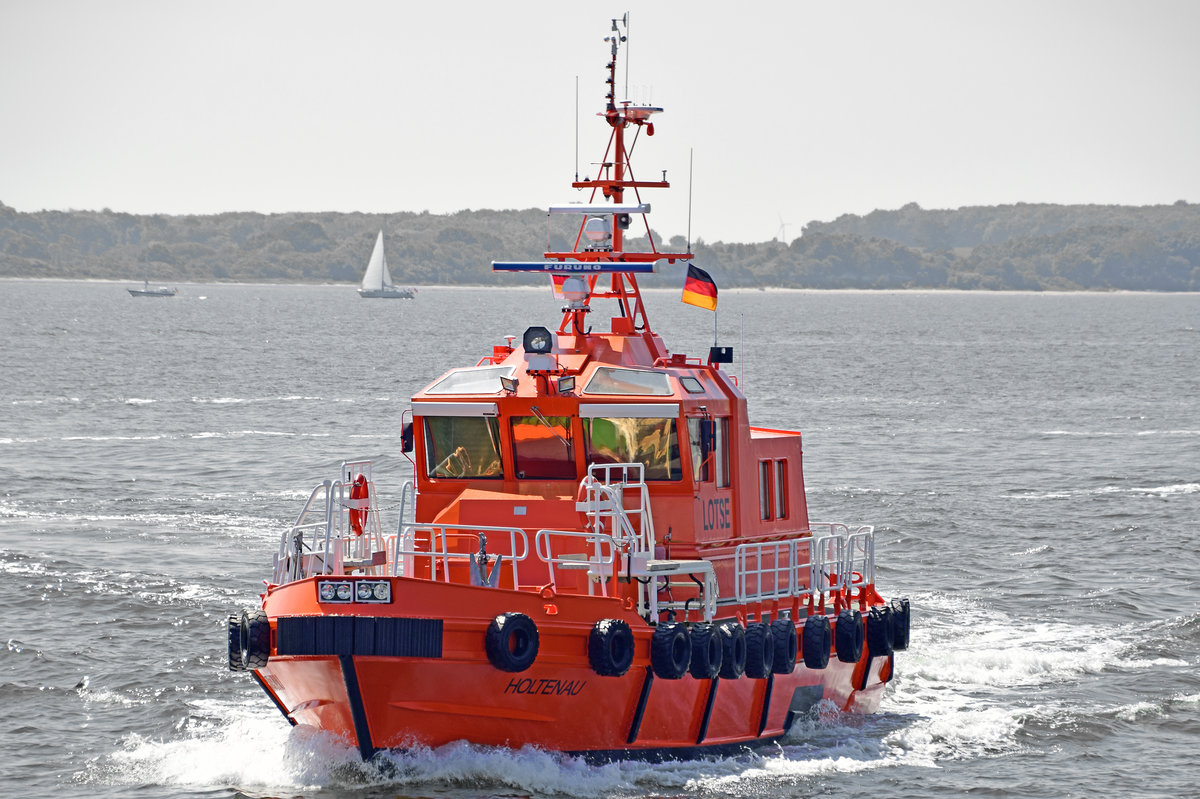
[226,17,910,761]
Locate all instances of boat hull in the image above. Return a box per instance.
[357,288,414,299]
[251,577,891,759]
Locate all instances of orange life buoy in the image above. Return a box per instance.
[349,473,369,536]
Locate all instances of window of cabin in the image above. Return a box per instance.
[715,418,731,488]
[759,460,773,520]
[583,367,673,396]
[423,416,503,479]
[511,415,575,479]
[425,365,515,394]
[583,416,681,480]
[688,418,709,482]
[774,459,788,519]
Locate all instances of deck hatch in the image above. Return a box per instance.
[277,616,444,658]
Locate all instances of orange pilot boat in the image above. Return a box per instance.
[226,17,910,761]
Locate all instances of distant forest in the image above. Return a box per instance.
[2,200,1199,291]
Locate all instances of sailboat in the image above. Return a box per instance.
[128,280,177,297]
[358,231,415,299]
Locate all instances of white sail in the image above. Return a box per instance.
[360,231,393,291]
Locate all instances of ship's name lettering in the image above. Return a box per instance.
[702,497,731,532]
[504,677,588,696]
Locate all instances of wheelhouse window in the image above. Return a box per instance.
[583,416,681,481]
[714,418,730,488]
[687,416,729,485]
[425,366,515,395]
[423,416,503,478]
[511,415,575,479]
[688,418,709,482]
[583,367,673,396]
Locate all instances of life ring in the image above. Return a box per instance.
[588,618,634,677]
[239,608,271,670]
[769,618,798,674]
[744,622,775,679]
[650,622,691,679]
[890,597,911,650]
[835,608,864,663]
[717,621,747,679]
[801,615,831,670]
[688,622,723,680]
[485,612,539,672]
[349,474,369,536]
[866,605,894,657]
[227,614,244,671]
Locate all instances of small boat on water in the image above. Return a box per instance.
[227,18,909,761]
[358,231,415,299]
[128,280,177,297]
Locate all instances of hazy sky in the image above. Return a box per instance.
[3,1,1198,244]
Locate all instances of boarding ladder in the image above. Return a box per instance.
[574,463,718,623]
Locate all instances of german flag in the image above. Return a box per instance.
[681,264,718,310]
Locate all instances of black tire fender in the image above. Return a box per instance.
[744,622,775,679]
[687,622,723,680]
[485,612,539,672]
[718,621,747,679]
[769,618,798,674]
[801,615,831,670]
[227,614,244,671]
[890,597,911,650]
[588,618,634,677]
[239,608,271,670]
[835,609,864,663]
[866,605,895,657]
[650,622,691,679]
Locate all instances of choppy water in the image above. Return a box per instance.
[2,280,1198,799]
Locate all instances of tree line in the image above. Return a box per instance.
[2,200,1197,290]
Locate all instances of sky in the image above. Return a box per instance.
[2,0,1198,244]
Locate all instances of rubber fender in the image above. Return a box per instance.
[227,614,244,671]
[835,608,864,663]
[485,612,539,672]
[687,622,723,680]
[650,622,691,680]
[866,605,895,657]
[239,608,271,670]
[801,615,831,670]
[890,597,911,650]
[588,618,634,676]
[717,621,746,679]
[769,617,798,674]
[744,622,775,679]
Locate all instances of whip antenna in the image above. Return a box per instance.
[687,148,694,252]
[574,75,579,183]
[623,12,630,100]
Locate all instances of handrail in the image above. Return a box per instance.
[728,525,874,607]
[534,528,618,596]
[394,523,530,587]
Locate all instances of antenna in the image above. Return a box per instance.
[623,12,630,100]
[687,148,694,252]
[578,73,583,181]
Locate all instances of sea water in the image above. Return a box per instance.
[1,280,1197,799]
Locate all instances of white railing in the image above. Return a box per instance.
[727,524,874,605]
[392,523,530,587]
[534,528,618,596]
[271,462,389,584]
